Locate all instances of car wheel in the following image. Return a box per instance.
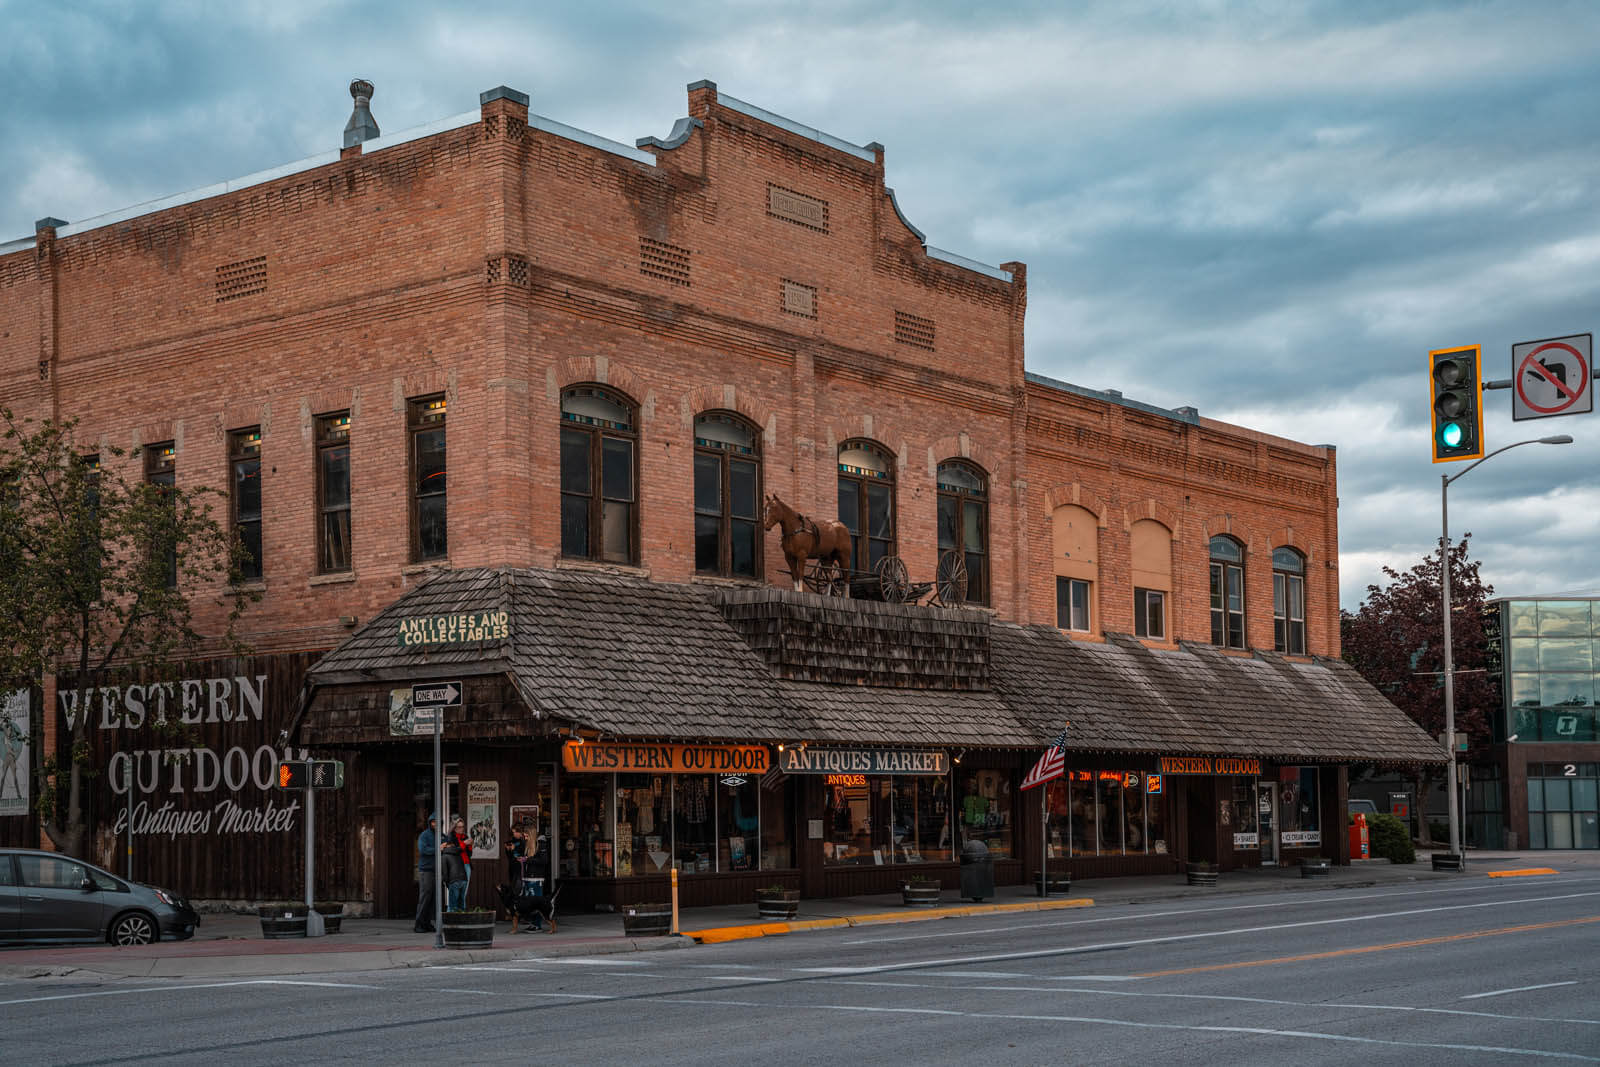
[109,911,157,946]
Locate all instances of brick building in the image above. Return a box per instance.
[0,80,1438,914]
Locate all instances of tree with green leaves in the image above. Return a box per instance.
[1341,536,1497,846]
[0,408,254,858]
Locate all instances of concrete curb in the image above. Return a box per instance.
[683,896,1094,944]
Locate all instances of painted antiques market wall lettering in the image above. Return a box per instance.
[397,611,511,649]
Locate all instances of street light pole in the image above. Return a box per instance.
[1438,434,1571,861]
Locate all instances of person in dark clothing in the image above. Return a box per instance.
[442,815,470,912]
[415,812,438,933]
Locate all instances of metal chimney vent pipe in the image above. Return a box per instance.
[343,79,379,149]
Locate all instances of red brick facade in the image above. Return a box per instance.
[0,80,1339,662]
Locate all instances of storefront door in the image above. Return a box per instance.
[1257,782,1278,865]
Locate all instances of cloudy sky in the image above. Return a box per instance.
[4,0,1596,610]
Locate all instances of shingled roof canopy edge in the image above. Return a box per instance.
[292,566,1445,765]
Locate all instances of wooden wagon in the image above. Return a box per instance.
[801,550,969,607]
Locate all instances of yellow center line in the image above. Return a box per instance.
[1137,915,1600,978]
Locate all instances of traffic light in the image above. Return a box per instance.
[1430,345,1485,462]
[310,759,345,789]
[276,760,310,789]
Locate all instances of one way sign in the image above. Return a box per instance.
[411,682,462,709]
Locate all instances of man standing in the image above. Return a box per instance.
[414,812,438,933]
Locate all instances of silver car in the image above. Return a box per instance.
[0,848,200,945]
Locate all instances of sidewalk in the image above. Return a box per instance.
[2,849,1589,982]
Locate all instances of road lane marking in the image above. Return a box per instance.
[1136,915,1600,978]
[707,976,781,982]
[0,978,381,1008]
[817,979,1600,1027]
[1464,981,1580,1000]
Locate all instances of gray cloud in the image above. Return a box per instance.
[3,0,1596,611]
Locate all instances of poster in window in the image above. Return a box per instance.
[508,804,540,835]
[467,781,500,860]
[0,690,28,817]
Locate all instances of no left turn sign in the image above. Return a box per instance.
[1512,333,1592,421]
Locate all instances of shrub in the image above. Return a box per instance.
[1368,813,1415,864]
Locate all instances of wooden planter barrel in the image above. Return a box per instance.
[258,904,308,939]
[902,884,941,908]
[1299,860,1331,879]
[315,902,345,934]
[622,902,672,937]
[1186,863,1219,888]
[755,890,800,920]
[441,912,495,949]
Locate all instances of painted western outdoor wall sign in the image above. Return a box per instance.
[396,611,511,649]
[67,652,329,897]
[562,741,770,774]
[1157,756,1262,777]
[779,748,949,775]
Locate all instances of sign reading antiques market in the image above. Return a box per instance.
[780,748,949,775]
[397,611,511,649]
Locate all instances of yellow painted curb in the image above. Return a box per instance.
[1487,867,1559,878]
[681,897,1094,945]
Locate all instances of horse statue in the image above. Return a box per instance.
[762,493,852,592]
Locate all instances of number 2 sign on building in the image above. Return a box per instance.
[1512,333,1593,421]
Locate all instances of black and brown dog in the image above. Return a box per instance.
[496,882,558,934]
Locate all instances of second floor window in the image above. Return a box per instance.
[1209,535,1245,648]
[316,413,351,573]
[693,412,760,578]
[1274,547,1307,655]
[838,439,895,573]
[145,442,176,588]
[1134,587,1165,640]
[936,460,988,606]
[409,398,447,562]
[560,385,637,564]
[230,429,262,581]
[1057,577,1091,631]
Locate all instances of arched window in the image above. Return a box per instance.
[1209,536,1245,648]
[694,412,761,578]
[1130,519,1172,640]
[1052,504,1098,632]
[560,385,638,564]
[936,460,988,605]
[838,439,895,573]
[1273,547,1306,655]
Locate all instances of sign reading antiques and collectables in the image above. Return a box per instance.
[1,689,29,817]
[1512,333,1592,421]
[779,748,949,775]
[1158,756,1262,777]
[562,741,770,774]
[396,611,511,649]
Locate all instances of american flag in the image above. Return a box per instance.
[1020,727,1068,791]
[761,760,785,792]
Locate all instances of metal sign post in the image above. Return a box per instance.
[434,708,443,950]
[304,783,323,936]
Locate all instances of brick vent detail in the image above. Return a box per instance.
[894,309,935,351]
[639,237,691,286]
[781,279,817,318]
[214,256,267,303]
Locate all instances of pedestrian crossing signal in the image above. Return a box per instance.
[277,760,310,789]
[310,759,345,789]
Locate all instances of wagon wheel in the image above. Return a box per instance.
[935,550,968,607]
[803,560,847,597]
[874,554,911,603]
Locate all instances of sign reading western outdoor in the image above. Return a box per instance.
[562,741,770,774]
[1158,756,1262,776]
[396,610,511,649]
[779,748,949,775]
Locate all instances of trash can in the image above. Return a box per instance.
[959,840,994,902]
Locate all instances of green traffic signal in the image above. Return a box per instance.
[1438,421,1464,449]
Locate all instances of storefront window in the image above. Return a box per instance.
[615,775,672,877]
[559,778,614,878]
[1145,778,1167,854]
[674,775,716,873]
[825,774,951,865]
[718,775,760,871]
[958,768,1012,859]
[1049,771,1161,855]
[1122,772,1147,852]
[1068,770,1097,853]
[1230,779,1258,847]
[1097,772,1124,852]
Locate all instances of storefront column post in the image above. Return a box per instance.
[550,759,560,888]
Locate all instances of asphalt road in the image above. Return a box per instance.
[6,872,1598,1065]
